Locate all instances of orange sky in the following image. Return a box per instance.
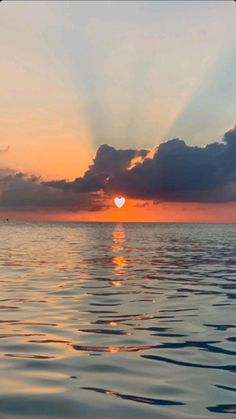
[1,2,236,223]
[74,200,236,223]
[1,0,236,182]
[1,200,236,223]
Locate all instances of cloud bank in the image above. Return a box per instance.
[1,126,236,214]
[46,126,236,203]
[0,171,106,213]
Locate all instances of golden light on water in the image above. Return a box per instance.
[112,256,127,269]
[111,224,128,279]
[108,346,120,353]
[111,280,123,287]
[112,245,123,252]
[112,224,126,244]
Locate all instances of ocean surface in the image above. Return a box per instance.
[0,221,235,419]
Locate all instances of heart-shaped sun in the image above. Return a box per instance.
[114,197,126,208]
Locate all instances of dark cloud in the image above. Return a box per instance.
[46,144,148,193]
[46,126,236,203]
[134,201,150,208]
[0,172,106,212]
[1,126,236,213]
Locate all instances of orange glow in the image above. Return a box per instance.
[111,224,128,279]
[145,147,157,160]
[112,256,127,268]
[109,322,118,326]
[112,224,126,243]
[2,133,93,181]
[112,245,123,252]
[127,155,145,170]
[111,281,123,287]
[127,147,158,171]
[1,51,94,180]
[71,200,236,223]
[109,346,120,353]
[1,200,236,223]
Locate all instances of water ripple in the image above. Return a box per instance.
[0,221,235,418]
[81,386,185,406]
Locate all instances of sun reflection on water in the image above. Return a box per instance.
[111,224,128,279]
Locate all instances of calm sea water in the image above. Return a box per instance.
[0,221,235,419]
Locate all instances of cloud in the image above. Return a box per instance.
[1,126,236,213]
[134,201,150,208]
[46,125,236,203]
[46,144,148,192]
[0,171,106,212]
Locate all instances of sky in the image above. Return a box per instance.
[0,0,236,222]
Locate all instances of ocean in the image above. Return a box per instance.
[0,221,235,418]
